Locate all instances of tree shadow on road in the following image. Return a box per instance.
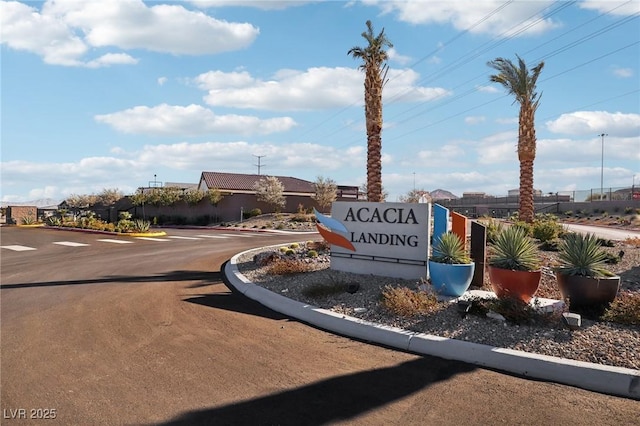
[156,356,476,426]
[0,270,221,290]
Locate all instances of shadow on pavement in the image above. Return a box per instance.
[183,293,289,321]
[0,270,221,290]
[157,356,476,426]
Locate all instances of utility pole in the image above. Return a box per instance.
[598,133,607,201]
[253,155,266,175]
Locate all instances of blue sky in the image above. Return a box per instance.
[1,0,639,204]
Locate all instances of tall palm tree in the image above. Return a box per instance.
[488,55,544,223]
[348,20,392,203]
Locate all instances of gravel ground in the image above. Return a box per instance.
[235,239,640,371]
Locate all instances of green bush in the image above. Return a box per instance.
[532,216,562,243]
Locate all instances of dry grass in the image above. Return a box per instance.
[381,285,440,317]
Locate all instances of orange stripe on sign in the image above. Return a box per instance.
[316,224,356,252]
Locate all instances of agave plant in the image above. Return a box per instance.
[488,226,540,271]
[556,233,612,277]
[431,232,471,264]
[133,219,151,233]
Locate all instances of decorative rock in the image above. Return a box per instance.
[486,310,506,322]
[562,312,582,330]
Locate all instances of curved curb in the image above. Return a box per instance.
[226,247,640,400]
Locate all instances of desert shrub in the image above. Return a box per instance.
[21,216,37,225]
[381,286,439,317]
[511,220,533,237]
[133,219,150,232]
[624,237,640,248]
[564,210,573,216]
[483,218,503,244]
[532,216,562,243]
[539,238,561,252]
[278,246,288,253]
[284,248,295,255]
[596,237,615,247]
[289,243,299,249]
[46,216,62,226]
[102,223,116,232]
[602,292,640,325]
[267,259,313,275]
[466,296,556,326]
[307,250,318,258]
[624,207,632,214]
[302,281,345,299]
[307,240,330,252]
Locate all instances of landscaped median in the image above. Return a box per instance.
[17,224,167,238]
[223,245,640,401]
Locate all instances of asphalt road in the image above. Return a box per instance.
[1,226,638,425]
[561,223,640,241]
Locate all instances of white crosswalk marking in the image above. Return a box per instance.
[195,234,230,239]
[135,237,170,241]
[53,241,90,247]
[168,236,203,240]
[1,245,37,251]
[97,239,134,244]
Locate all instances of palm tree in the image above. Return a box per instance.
[488,55,544,223]
[348,20,392,203]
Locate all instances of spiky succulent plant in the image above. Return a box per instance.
[488,226,540,271]
[556,232,613,277]
[431,232,471,264]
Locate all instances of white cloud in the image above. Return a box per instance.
[0,0,259,67]
[611,66,633,78]
[478,85,499,94]
[464,116,485,125]
[188,0,314,10]
[195,67,450,111]
[86,53,138,68]
[157,77,168,86]
[0,139,365,202]
[579,0,640,16]
[387,47,412,65]
[546,111,640,137]
[95,104,297,136]
[365,0,560,37]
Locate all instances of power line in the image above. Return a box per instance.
[253,154,266,175]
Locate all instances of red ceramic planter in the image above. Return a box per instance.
[487,266,541,303]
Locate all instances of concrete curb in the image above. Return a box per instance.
[226,247,640,400]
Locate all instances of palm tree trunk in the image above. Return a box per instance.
[518,104,536,223]
[365,66,383,202]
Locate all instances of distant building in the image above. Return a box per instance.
[508,188,543,197]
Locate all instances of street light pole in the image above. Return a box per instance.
[598,133,607,200]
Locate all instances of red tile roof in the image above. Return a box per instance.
[200,172,315,194]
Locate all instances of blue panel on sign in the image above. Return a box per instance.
[433,204,449,243]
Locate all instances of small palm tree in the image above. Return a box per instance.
[348,20,392,203]
[488,55,544,223]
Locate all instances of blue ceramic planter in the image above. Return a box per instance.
[428,260,475,297]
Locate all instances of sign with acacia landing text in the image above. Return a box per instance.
[315,201,431,280]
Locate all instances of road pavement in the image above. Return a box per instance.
[1,226,638,425]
